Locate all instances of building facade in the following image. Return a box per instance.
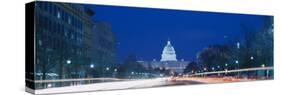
[35,2,94,82]
[91,21,116,77]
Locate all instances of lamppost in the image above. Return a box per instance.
[66,59,71,78]
[225,63,228,75]
[113,68,117,78]
[217,66,221,76]
[236,60,239,77]
[106,67,109,77]
[250,56,254,78]
[204,67,207,72]
[235,60,239,67]
[61,59,71,86]
[261,64,266,78]
[89,64,95,83]
[236,42,240,77]
[131,71,134,79]
[203,67,207,77]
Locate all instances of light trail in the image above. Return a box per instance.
[187,67,273,76]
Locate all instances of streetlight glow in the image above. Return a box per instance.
[235,60,239,64]
[261,64,265,67]
[90,64,94,68]
[250,56,254,60]
[66,60,71,64]
[204,67,207,71]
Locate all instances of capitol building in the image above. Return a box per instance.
[138,40,190,74]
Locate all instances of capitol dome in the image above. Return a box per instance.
[160,40,177,62]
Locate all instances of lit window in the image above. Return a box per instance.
[38,40,42,46]
[64,31,67,37]
[68,17,71,24]
[71,34,74,39]
[57,11,61,19]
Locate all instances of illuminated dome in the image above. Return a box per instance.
[160,40,177,62]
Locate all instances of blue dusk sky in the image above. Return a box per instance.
[83,4,271,62]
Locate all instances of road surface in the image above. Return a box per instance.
[34,77,204,94]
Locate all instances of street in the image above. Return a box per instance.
[35,75,267,94]
[35,78,168,94]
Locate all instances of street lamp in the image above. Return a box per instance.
[235,60,239,69]
[65,59,71,79]
[90,64,95,68]
[261,64,265,68]
[104,67,110,78]
[235,60,240,77]
[212,67,215,71]
[250,56,254,60]
[235,60,239,64]
[89,64,95,78]
[113,68,117,78]
[66,59,71,64]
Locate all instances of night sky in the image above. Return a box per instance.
[83,4,270,62]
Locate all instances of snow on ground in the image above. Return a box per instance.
[35,78,168,94]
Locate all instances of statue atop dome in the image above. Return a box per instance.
[160,39,177,62]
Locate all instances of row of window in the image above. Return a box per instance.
[36,2,83,31]
[36,14,83,45]
[36,33,83,57]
